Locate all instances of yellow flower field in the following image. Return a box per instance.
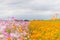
[29,20,60,40]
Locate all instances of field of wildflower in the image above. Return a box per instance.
[0,18,30,40]
[29,20,60,40]
[0,18,60,40]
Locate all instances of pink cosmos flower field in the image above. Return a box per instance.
[0,18,30,40]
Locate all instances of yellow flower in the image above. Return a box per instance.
[13,24,16,30]
[7,37,11,40]
[17,27,23,33]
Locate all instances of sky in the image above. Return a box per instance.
[0,0,60,20]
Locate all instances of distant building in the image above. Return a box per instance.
[51,13,58,20]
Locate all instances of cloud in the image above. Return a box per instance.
[0,0,60,19]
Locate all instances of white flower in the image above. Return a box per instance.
[0,34,4,38]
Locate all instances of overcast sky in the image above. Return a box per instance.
[0,0,60,20]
